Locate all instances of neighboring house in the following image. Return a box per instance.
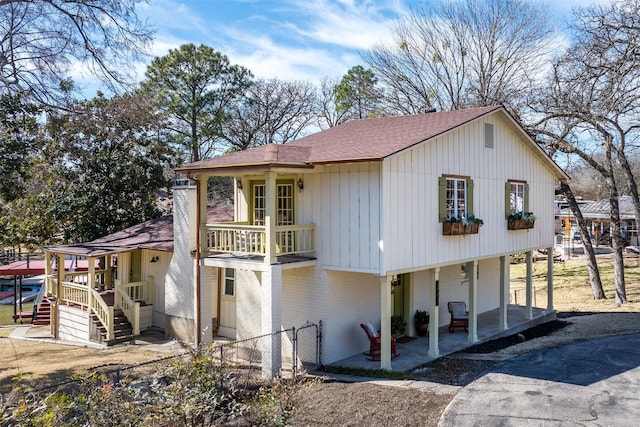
[170,105,568,376]
[556,196,638,246]
[41,206,232,345]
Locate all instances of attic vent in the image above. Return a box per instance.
[484,123,494,148]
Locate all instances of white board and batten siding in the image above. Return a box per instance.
[58,305,90,343]
[299,162,382,273]
[382,114,560,273]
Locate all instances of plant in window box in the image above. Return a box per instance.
[463,215,484,234]
[508,212,536,230]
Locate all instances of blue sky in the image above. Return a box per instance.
[74,0,608,94]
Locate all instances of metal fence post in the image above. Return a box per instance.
[291,326,297,377]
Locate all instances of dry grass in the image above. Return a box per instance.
[511,255,640,313]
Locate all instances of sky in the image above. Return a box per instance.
[75,0,610,95]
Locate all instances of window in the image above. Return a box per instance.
[505,180,529,217]
[224,268,235,297]
[251,180,294,226]
[438,176,474,221]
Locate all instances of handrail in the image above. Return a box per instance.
[58,281,114,341]
[116,285,140,336]
[206,222,315,256]
[90,288,114,341]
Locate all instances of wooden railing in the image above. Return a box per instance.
[58,281,115,341]
[116,286,140,336]
[206,223,315,256]
[115,277,153,334]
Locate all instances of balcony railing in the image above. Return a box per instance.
[206,223,315,256]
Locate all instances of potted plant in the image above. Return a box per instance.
[391,314,406,337]
[508,212,535,230]
[414,309,429,337]
[464,215,484,234]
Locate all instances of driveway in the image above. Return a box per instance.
[440,332,640,426]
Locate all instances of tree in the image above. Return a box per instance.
[220,78,316,152]
[0,0,153,105]
[316,77,350,129]
[0,93,39,202]
[43,92,176,242]
[363,0,555,114]
[334,66,382,120]
[142,44,253,163]
[531,0,640,304]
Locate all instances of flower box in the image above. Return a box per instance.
[507,219,535,230]
[443,222,480,235]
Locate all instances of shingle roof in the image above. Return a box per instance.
[42,205,234,257]
[178,105,503,172]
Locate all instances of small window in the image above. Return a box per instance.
[505,180,529,217]
[439,176,474,222]
[224,268,235,297]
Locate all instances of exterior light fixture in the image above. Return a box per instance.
[237,178,243,190]
[297,177,304,191]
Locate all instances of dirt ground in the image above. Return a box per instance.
[4,311,640,426]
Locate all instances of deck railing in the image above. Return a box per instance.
[206,223,315,256]
[58,280,115,341]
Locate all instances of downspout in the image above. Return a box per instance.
[215,267,222,336]
[188,173,202,347]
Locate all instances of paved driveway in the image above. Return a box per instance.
[440,333,640,426]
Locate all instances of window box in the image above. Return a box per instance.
[507,213,535,230]
[443,217,482,235]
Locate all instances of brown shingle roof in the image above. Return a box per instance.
[178,105,502,172]
[42,205,234,257]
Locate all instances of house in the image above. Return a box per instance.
[556,196,638,246]
[40,206,232,344]
[40,105,567,377]
[171,105,568,376]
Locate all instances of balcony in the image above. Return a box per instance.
[205,222,315,257]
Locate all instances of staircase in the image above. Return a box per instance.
[90,309,136,346]
[32,298,52,325]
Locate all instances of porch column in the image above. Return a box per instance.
[547,246,554,312]
[428,268,440,357]
[379,275,392,370]
[105,255,113,290]
[261,265,282,378]
[265,172,277,265]
[198,175,209,256]
[45,252,51,295]
[88,256,95,309]
[499,255,509,330]
[467,260,478,343]
[525,250,533,319]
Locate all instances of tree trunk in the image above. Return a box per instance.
[609,193,628,304]
[615,147,640,245]
[560,181,606,299]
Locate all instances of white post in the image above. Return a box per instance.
[261,265,282,378]
[499,255,509,330]
[380,275,392,370]
[428,268,440,357]
[547,246,554,312]
[265,172,277,265]
[88,256,95,310]
[526,250,533,319]
[468,260,478,343]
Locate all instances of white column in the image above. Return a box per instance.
[428,268,440,357]
[198,175,209,256]
[525,250,533,319]
[265,172,277,265]
[87,256,95,310]
[261,265,282,378]
[468,260,478,343]
[380,275,392,370]
[499,255,509,330]
[547,246,554,312]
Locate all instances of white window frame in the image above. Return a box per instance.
[223,268,235,297]
[446,177,467,219]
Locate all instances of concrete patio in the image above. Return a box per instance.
[331,304,556,372]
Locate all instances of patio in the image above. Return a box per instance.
[331,304,556,372]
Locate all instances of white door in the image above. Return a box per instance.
[218,268,237,339]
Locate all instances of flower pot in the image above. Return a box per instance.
[415,321,429,337]
[443,222,465,235]
[508,219,535,230]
